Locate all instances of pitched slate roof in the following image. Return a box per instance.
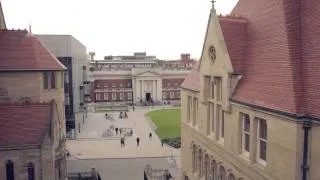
[0,103,51,147]
[183,0,320,117]
[0,29,66,71]
[219,16,247,74]
[230,0,316,116]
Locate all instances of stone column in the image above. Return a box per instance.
[155,80,158,101]
[141,80,144,101]
[157,79,162,102]
[153,80,157,101]
[132,77,136,103]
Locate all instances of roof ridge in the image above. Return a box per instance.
[218,14,246,20]
[1,28,28,33]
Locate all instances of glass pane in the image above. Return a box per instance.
[260,140,267,160]
[259,119,267,139]
[221,112,224,137]
[243,114,250,132]
[245,134,250,152]
[211,103,214,132]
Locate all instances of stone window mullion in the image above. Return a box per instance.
[249,116,258,162]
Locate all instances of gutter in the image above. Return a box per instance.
[302,120,312,180]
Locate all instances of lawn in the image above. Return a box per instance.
[147,108,181,139]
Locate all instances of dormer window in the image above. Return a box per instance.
[43,72,56,89]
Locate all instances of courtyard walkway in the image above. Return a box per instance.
[67,106,180,161]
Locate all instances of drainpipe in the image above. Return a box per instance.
[302,120,312,180]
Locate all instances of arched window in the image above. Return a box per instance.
[27,163,35,180]
[218,166,226,180]
[6,160,14,180]
[192,145,197,171]
[204,154,209,180]
[198,149,203,175]
[228,173,235,180]
[211,160,217,180]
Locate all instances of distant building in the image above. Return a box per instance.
[0,30,67,180]
[181,1,320,180]
[89,52,197,105]
[36,35,89,136]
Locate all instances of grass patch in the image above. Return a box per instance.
[147,109,181,139]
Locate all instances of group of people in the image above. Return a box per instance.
[115,127,133,136]
[120,132,153,147]
[119,111,128,119]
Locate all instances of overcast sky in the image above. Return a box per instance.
[2,0,238,60]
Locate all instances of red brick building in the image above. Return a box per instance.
[88,53,196,105]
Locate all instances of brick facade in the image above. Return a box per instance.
[91,78,184,103]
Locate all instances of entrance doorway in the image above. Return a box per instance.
[145,93,151,102]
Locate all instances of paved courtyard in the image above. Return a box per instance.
[67,106,180,160]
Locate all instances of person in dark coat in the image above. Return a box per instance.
[115,127,119,135]
[136,137,140,147]
[149,132,152,140]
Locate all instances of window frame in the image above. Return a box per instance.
[170,91,175,99]
[95,93,101,101]
[217,105,224,141]
[257,117,267,165]
[6,160,14,180]
[104,93,108,100]
[241,113,250,157]
[27,162,35,180]
[120,92,124,100]
[112,92,117,101]
[127,92,132,100]
[162,91,167,99]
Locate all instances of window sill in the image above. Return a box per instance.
[208,133,215,140]
[217,138,224,145]
[239,152,250,163]
[254,159,267,169]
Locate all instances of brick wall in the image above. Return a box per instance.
[92,79,133,102]
[162,78,183,100]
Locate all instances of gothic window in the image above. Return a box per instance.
[211,160,217,180]
[204,154,209,180]
[241,113,250,155]
[192,144,197,171]
[27,163,35,180]
[228,173,235,180]
[6,160,14,180]
[257,117,267,164]
[218,166,226,180]
[43,72,56,89]
[198,149,203,176]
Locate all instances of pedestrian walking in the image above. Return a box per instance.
[149,132,152,140]
[115,127,119,135]
[119,128,122,135]
[136,137,140,147]
[161,139,165,147]
[120,137,124,147]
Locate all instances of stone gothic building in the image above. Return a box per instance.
[0,7,68,179]
[181,0,320,180]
